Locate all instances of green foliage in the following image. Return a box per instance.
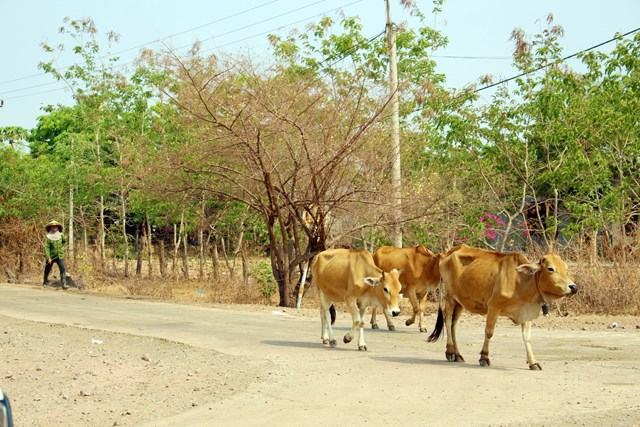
[4,9,640,288]
[251,259,277,300]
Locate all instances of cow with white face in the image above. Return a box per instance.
[312,248,402,351]
[428,245,578,370]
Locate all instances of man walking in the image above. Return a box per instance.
[43,220,67,290]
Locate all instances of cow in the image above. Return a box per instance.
[312,248,402,351]
[370,245,442,332]
[428,245,578,370]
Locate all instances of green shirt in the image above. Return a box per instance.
[44,234,65,260]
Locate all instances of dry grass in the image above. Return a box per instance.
[5,251,640,316]
[556,262,640,316]
[85,274,277,306]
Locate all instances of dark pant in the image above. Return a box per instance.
[44,258,66,286]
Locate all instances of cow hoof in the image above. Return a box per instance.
[343,336,352,344]
[479,358,491,367]
[371,324,379,330]
[405,319,415,326]
[322,339,330,345]
[358,345,368,351]
[388,325,395,331]
[329,340,337,348]
[446,352,456,362]
[455,355,465,362]
[529,363,542,371]
[419,327,428,333]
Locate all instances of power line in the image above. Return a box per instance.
[0,0,355,90]
[111,0,284,57]
[0,0,284,86]
[0,0,363,100]
[472,26,640,95]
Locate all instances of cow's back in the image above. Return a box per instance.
[373,245,440,288]
[313,248,378,301]
[373,246,413,273]
[441,246,529,314]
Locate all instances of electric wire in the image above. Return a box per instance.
[0,0,361,97]
[471,26,640,95]
[0,0,285,86]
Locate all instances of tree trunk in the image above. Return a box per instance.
[146,218,153,278]
[158,240,167,278]
[121,192,129,277]
[82,217,88,258]
[112,240,117,273]
[68,186,74,267]
[172,223,178,278]
[198,197,205,279]
[211,242,220,281]
[99,195,106,267]
[136,223,143,276]
[180,211,189,280]
[198,225,205,280]
[241,241,249,285]
[221,238,234,279]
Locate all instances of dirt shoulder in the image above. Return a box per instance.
[0,315,271,427]
[1,283,640,427]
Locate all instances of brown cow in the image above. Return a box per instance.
[428,245,578,370]
[312,248,402,351]
[371,245,442,332]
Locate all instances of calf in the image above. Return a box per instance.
[312,248,402,351]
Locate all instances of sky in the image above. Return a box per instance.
[1,0,638,131]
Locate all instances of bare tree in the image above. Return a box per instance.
[143,49,406,306]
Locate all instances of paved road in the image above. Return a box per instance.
[1,284,639,426]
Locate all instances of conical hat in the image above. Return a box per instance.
[45,220,63,232]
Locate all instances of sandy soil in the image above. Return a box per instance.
[1,283,640,427]
[0,317,268,426]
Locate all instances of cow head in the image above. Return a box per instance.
[364,268,402,317]
[516,254,578,301]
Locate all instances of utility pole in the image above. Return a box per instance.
[68,138,75,265]
[386,0,402,247]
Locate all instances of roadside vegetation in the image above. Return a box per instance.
[1,3,640,314]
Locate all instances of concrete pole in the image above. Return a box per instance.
[386,0,402,247]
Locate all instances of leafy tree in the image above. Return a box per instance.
[0,126,29,150]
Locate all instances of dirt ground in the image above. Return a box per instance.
[1,282,640,426]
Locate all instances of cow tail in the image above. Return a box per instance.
[427,307,444,342]
[330,304,336,325]
[437,276,443,311]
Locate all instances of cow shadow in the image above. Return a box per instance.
[261,340,354,351]
[371,355,512,371]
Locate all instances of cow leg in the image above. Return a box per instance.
[405,289,419,327]
[357,306,368,350]
[344,298,367,350]
[479,309,499,367]
[417,292,428,332]
[382,307,395,331]
[370,307,379,329]
[522,321,542,370]
[448,303,465,362]
[319,294,337,347]
[371,306,394,331]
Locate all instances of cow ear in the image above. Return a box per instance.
[363,277,381,287]
[516,263,540,275]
